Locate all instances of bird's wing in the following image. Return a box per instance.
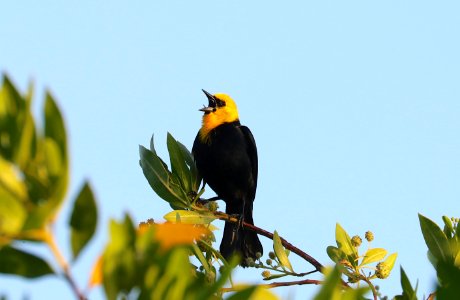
[240,126,258,187]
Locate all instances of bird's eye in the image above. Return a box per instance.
[216,99,226,107]
[212,108,217,112]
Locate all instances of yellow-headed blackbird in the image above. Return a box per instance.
[192,90,263,266]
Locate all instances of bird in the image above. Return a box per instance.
[192,89,263,266]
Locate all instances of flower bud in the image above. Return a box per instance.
[261,270,271,278]
[375,262,390,279]
[351,235,362,247]
[365,231,374,242]
[208,201,218,212]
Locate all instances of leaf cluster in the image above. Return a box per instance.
[0,74,97,282]
[2,74,460,300]
[100,215,267,300]
[418,214,460,299]
[326,224,397,299]
[139,133,202,210]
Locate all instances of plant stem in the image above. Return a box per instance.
[362,277,378,300]
[44,229,86,300]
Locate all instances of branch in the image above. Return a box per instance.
[44,229,86,300]
[214,211,324,273]
[264,278,322,288]
[221,279,322,293]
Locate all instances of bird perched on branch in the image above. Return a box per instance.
[192,90,263,266]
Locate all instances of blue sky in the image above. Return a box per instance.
[1,1,459,299]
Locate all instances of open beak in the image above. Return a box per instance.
[199,89,216,112]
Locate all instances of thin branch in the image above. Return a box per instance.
[361,276,378,300]
[44,229,86,300]
[221,279,322,293]
[214,212,324,272]
[264,278,322,288]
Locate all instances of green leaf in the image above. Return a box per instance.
[226,286,258,300]
[163,210,216,224]
[195,256,240,300]
[455,251,460,268]
[139,144,189,209]
[399,266,417,300]
[0,191,26,240]
[192,243,211,273]
[102,215,137,300]
[167,132,192,192]
[15,110,37,169]
[0,246,54,278]
[263,273,288,281]
[419,214,452,263]
[43,138,63,177]
[326,246,343,263]
[442,216,454,238]
[0,74,25,162]
[176,140,202,192]
[341,287,369,300]
[44,92,67,164]
[0,158,27,240]
[437,261,460,299]
[38,93,69,222]
[273,230,293,272]
[0,157,27,201]
[335,223,358,264]
[360,248,387,266]
[70,181,98,260]
[313,266,341,300]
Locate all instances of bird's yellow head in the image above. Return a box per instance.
[199,90,239,142]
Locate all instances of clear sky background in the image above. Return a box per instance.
[1,1,459,299]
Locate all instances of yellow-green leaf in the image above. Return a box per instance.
[163,210,216,224]
[327,246,343,263]
[0,157,27,201]
[335,223,358,260]
[43,138,62,176]
[384,252,398,273]
[0,189,26,237]
[455,252,460,267]
[44,92,67,165]
[360,248,387,266]
[273,230,293,272]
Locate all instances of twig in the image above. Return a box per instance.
[221,278,322,293]
[214,212,324,272]
[362,276,378,300]
[44,230,86,300]
[264,278,322,288]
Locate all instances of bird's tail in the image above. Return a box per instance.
[220,201,263,267]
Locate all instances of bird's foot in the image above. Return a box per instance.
[196,196,221,205]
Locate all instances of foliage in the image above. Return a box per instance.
[0,74,276,299]
[0,73,96,299]
[419,214,460,300]
[1,74,459,300]
[326,224,397,299]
